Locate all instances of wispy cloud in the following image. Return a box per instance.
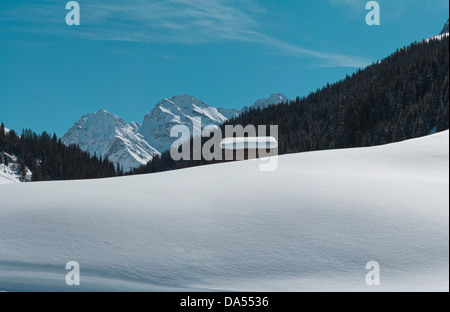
[0,0,372,68]
[329,0,367,11]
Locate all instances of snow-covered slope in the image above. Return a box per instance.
[138,95,230,152]
[1,127,31,184]
[0,170,17,185]
[62,109,160,172]
[0,131,448,291]
[242,93,290,113]
[0,153,32,184]
[424,32,449,43]
[0,160,21,184]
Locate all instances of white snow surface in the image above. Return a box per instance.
[0,131,448,292]
[0,165,20,184]
[62,109,160,172]
[0,153,32,184]
[0,164,20,184]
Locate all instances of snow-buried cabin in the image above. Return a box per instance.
[220,137,278,161]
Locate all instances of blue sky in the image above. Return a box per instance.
[0,0,448,136]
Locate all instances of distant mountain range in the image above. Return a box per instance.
[62,94,290,171]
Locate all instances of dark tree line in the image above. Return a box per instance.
[130,37,449,175]
[0,124,118,181]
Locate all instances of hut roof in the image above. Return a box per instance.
[220,137,278,150]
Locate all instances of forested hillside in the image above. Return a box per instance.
[131,37,449,175]
[238,37,449,154]
[0,124,118,181]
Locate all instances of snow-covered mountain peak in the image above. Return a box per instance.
[252,93,290,109]
[139,95,228,152]
[144,95,224,121]
[96,108,115,117]
[62,95,241,169]
[241,93,290,113]
[62,110,159,172]
[169,94,205,108]
[71,110,128,137]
